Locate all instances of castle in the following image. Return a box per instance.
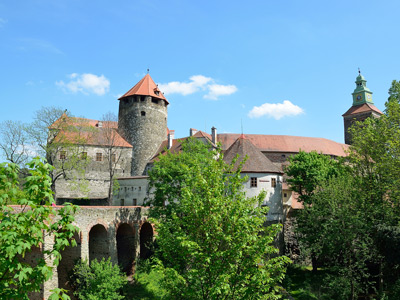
[26,71,382,299]
[54,71,382,220]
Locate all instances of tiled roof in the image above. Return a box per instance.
[342,103,383,117]
[223,134,282,174]
[51,116,132,148]
[150,131,214,162]
[118,74,169,104]
[218,134,349,156]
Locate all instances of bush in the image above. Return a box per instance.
[69,258,127,300]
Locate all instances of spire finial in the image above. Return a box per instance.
[358,67,361,75]
[147,68,149,74]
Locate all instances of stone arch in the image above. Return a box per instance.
[89,224,109,262]
[140,222,154,259]
[116,223,136,274]
[57,231,81,296]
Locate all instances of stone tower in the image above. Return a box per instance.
[342,71,382,144]
[118,74,169,175]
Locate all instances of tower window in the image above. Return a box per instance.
[141,111,146,116]
[271,178,277,188]
[133,198,137,206]
[152,99,158,104]
[96,153,103,161]
[250,177,257,188]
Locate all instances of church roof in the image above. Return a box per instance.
[223,134,282,174]
[118,73,169,104]
[342,103,383,117]
[218,134,349,156]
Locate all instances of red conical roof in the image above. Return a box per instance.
[119,74,169,104]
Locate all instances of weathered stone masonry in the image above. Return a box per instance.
[29,206,153,299]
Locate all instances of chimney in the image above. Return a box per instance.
[212,126,217,144]
[190,128,198,136]
[168,130,175,149]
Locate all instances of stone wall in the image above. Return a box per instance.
[55,146,132,200]
[23,206,151,299]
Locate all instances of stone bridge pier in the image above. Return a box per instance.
[40,206,152,299]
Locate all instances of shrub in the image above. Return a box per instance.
[69,258,127,300]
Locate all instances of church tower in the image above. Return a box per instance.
[342,71,382,144]
[118,74,168,175]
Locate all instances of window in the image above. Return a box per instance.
[141,111,146,116]
[96,153,102,161]
[59,151,66,160]
[284,193,287,198]
[152,98,158,104]
[271,178,277,188]
[112,154,116,163]
[133,198,137,206]
[81,152,87,160]
[139,186,141,191]
[120,199,124,206]
[250,177,257,188]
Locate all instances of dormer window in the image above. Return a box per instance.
[155,90,160,96]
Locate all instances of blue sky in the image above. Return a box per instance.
[1,0,400,144]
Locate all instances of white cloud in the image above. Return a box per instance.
[205,84,238,100]
[56,73,110,96]
[158,75,212,96]
[248,100,304,120]
[158,75,237,100]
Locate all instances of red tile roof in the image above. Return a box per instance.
[118,74,169,104]
[51,116,132,148]
[223,135,282,174]
[342,103,383,117]
[150,131,214,162]
[218,134,349,156]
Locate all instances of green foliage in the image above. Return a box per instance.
[127,260,167,300]
[0,158,79,299]
[147,138,290,300]
[69,258,127,300]
[285,150,343,205]
[286,80,400,299]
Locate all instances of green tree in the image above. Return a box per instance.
[297,173,375,300]
[69,258,127,300]
[287,80,400,298]
[0,158,79,299]
[285,150,343,205]
[147,138,290,300]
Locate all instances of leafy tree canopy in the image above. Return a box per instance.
[147,138,290,300]
[0,158,79,299]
